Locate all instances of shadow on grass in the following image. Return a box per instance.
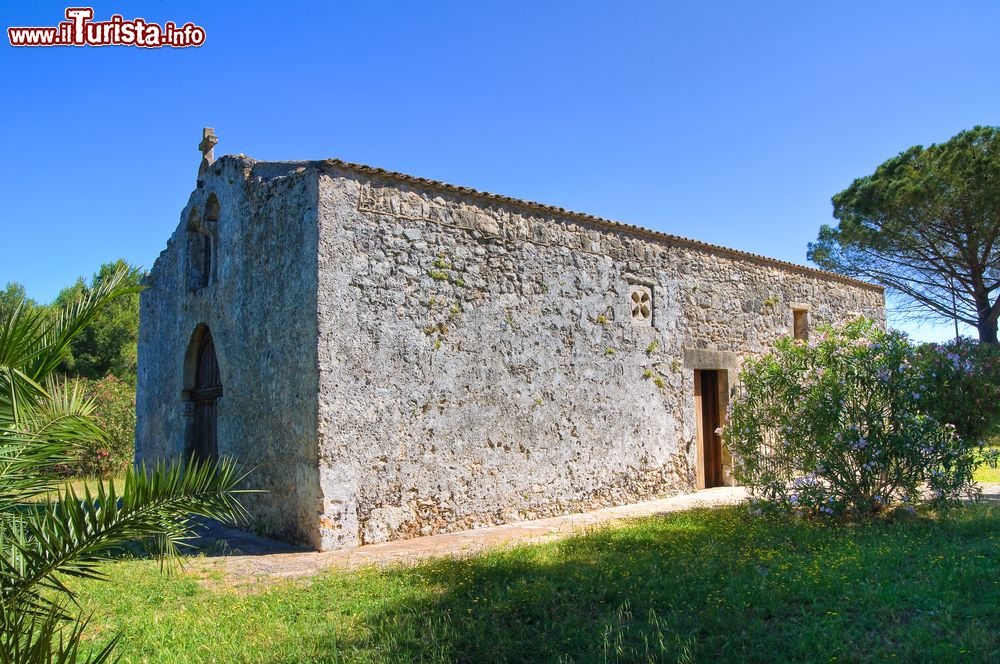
[30,477,306,558]
[86,517,307,562]
[283,505,1000,664]
[187,518,307,557]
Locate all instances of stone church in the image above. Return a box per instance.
[136,130,885,551]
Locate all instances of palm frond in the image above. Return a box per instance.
[0,265,142,429]
[0,601,118,664]
[26,266,142,384]
[0,380,107,509]
[3,457,251,617]
[0,264,256,662]
[29,378,104,446]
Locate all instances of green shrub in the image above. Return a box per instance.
[70,375,135,477]
[913,337,1000,444]
[724,319,981,516]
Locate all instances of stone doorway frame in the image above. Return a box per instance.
[684,349,738,489]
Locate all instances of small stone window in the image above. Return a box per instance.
[792,307,809,341]
[205,193,220,223]
[630,285,653,326]
[186,207,213,291]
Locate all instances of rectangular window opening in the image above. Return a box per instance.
[793,308,809,342]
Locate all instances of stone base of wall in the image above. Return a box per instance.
[356,453,694,544]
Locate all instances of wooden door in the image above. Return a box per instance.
[695,369,724,488]
[190,332,222,460]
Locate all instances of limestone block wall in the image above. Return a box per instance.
[313,165,884,549]
[136,157,323,547]
[138,154,885,553]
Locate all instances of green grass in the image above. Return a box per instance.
[69,504,1000,663]
[974,448,1000,483]
[976,464,1000,483]
[27,476,126,503]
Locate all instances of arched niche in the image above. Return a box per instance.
[186,207,212,291]
[182,323,223,461]
[205,192,220,223]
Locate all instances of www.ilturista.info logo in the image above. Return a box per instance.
[8,7,206,48]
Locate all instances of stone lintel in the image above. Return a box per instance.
[683,348,740,371]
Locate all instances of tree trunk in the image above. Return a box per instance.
[973,290,999,345]
[978,317,999,345]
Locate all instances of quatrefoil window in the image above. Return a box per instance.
[630,286,652,325]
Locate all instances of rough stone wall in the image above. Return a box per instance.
[139,155,885,552]
[136,157,323,547]
[672,245,884,354]
[313,167,884,549]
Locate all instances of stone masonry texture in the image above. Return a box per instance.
[136,155,885,551]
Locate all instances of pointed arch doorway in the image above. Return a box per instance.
[186,327,222,460]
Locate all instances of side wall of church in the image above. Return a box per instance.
[312,166,885,550]
[136,158,324,547]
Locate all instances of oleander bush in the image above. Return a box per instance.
[912,337,1000,444]
[724,319,984,516]
[79,374,135,477]
[52,374,137,478]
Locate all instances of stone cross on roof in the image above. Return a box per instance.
[197,127,219,183]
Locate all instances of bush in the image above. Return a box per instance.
[724,319,981,516]
[70,375,135,477]
[912,337,1000,444]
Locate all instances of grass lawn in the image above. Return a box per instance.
[70,503,1000,663]
[27,475,126,502]
[976,465,1000,483]
[974,448,1000,483]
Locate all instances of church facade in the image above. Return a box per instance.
[136,137,885,550]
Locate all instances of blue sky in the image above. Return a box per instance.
[2,1,997,341]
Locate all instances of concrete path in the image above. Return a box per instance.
[979,481,1000,502]
[199,487,746,581]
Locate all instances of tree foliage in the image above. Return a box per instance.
[0,283,35,323]
[0,265,251,662]
[53,260,145,384]
[809,126,1000,344]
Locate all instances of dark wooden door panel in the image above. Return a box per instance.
[189,330,221,462]
[698,369,723,488]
